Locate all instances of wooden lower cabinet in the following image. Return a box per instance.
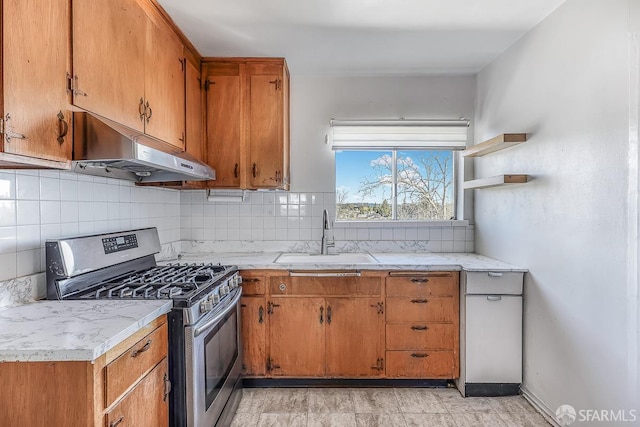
[0,316,169,427]
[268,297,325,376]
[325,297,384,377]
[106,357,169,427]
[238,270,459,380]
[385,272,460,379]
[240,296,267,376]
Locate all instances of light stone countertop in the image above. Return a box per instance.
[174,251,527,272]
[0,300,172,362]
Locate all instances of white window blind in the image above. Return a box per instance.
[330,119,469,150]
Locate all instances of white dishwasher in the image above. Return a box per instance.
[456,270,524,397]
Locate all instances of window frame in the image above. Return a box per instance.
[334,147,458,222]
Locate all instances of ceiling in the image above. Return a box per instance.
[158,0,566,76]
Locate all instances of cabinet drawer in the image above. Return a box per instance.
[270,275,381,296]
[386,351,457,378]
[465,271,523,295]
[386,297,456,323]
[240,271,267,295]
[386,323,456,350]
[105,322,168,407]
[386,273,457,297]
[106,357,169,427]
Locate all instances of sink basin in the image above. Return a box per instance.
[275,253,377,264]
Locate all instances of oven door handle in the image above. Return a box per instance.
[194,289,243,337]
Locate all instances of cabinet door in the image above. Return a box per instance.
[2,0,72,162]
[325,298,384,377]
[268,297,325,376]
[106,357,169,427]
[247,63,285,189]
[72,0,146,132]
[185,60,204,162]
[206,74,242,187]
[240,297,266,376]
[144,18,185,149]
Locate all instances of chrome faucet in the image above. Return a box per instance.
[320,209,335,255]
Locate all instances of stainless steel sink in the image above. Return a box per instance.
[274,252,377,264]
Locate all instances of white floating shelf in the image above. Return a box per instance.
[463,174,529,190]
[462,133,527,157]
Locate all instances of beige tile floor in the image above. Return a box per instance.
[230,387,551,427]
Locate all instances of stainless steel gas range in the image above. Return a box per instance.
[45,227,243,427]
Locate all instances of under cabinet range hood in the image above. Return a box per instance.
[72,112,216,182]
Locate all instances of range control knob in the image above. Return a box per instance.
[220,284,230,296]
[229,276,238,289]
[200,300,213,314]
[212,294,221,304]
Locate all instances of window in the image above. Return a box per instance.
[332,120,468,221]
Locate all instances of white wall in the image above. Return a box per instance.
[289,75,475,221]
[474,0,638,421]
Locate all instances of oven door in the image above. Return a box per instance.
[185,288,242,427]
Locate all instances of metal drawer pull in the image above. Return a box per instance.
[411,325,428,331]
[410,298,429,304]
[109,416,124,427]
[131,339,152,358]
[488,272,503,277]
[244,278,261,283]
[259,305,264,323]
[327,306,332,325]
[410,278,429,283]
[411,353,429,358]
[289,271,361,277]
[319,306,324,324]
[487,296,503,301]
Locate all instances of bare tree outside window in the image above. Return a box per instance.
[336,150,454,221]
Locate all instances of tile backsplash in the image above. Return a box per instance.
[180,190,474,254]
[0,170,181,282]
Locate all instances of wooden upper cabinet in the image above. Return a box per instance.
[247,62,290,189]
[72,0,186,149]
[0,0,72,167]
[202,58,289,189]
[205,63,242,188]
[144,17,185,149]
[72,0,147,133]
[185,60,204,163]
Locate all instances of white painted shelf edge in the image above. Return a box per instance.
[462,133,527,157]
[463,174,529,190]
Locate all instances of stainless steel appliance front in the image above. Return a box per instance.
[185,288,242,427]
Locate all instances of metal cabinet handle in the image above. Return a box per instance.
[258,305,264,323]
[139,98,146,121]
[319,306,324,324]
[56,111,68,144]
[163,373,172,402]
[145,101,153,123]
[269,79,282,90]
[327,306,332,325]
[131,339,152,358]
[487,296,503,301]
[488,272,503,278]
[411,278,429,283]
[411,353,429,358]
[252,163,257,178]
[411,325,428,331]
[244,278,261,283]
[109,416,124,427]
[410,298,429,304]
[234,163,238,178]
